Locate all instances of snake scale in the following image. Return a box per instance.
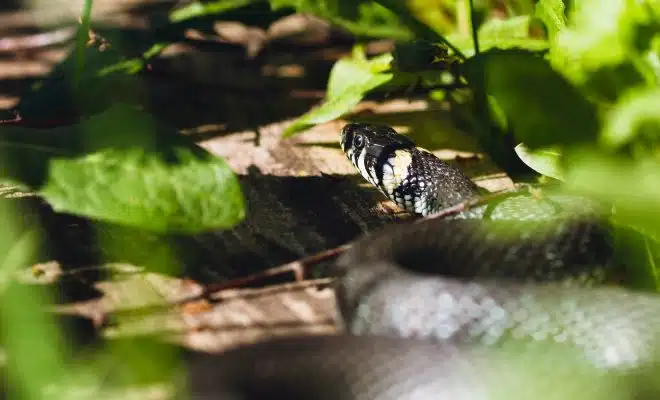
[187,123,660,399]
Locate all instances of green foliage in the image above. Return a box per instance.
[548,0,660,101]
[448,17,549,57]
[0,105,245,234]
[464,50,600,148]
[169,0,256,22]
[283,48,393,137]
[0,199,65,400]
[270,0,415,39]
[477,15,534,40]
[534,0,566,40]
[601,86,660,150]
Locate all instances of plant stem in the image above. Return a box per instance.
[468,0,480,55]
[73,0,94,88]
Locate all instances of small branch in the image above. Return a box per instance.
[0,111,21,125]
[425,184,533,221]
[0,113,79,128]
[203,245,349,293]
[166,244,351,307]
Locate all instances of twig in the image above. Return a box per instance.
[0,113,79,128]
[203,245,349,293]
[0,111,21,125]
[424,183,533,221]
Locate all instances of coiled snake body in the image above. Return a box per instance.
[188,124,660,399]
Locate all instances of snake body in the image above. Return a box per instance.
[188,123,660,399]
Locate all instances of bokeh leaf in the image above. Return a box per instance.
[548,0,659,100]
[564,151,660,240]
[534,0,566,40]
[0,105,245,234]
[601,87,660,148]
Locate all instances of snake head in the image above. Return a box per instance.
[340,123,417,188]
[340,123,415,161]
[339,122,479,215]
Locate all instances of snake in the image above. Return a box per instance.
[186,123,660,399]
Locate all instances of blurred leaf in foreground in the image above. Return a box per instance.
[0,198,67,400]
[534,0,566,40]
[564,150,660,242]
[0,104,245,234]
[549,0,659,100]
[601,86,660,151]
[282,48,393,137]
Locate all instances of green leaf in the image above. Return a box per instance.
[464,50,599,148]
[534,0,566,40]
[372,0,455,43]
[269,0,415,40]
[449,36,548,57]
[478,15,534,40]
[0,105,245,234]
[282,50,393,137]
[514,143,563,180]
[169,0,256,22]
[447,16,548,57]
[601,87,660,147]
[401,0,456,35]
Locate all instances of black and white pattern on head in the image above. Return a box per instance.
[340,123,480,216]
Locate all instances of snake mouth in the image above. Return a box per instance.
[339,123,358,154]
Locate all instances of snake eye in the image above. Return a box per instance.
[353,134,365,149]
